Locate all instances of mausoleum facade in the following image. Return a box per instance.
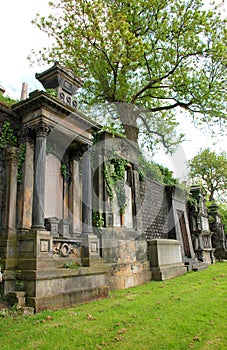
[0,63,223,311]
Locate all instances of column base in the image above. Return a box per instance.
[81,234,100,267]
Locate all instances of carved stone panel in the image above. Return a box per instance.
[44,153,63,219]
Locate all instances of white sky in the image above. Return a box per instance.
[0,0,226,180]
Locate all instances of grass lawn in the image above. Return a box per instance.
[1,262,227,350]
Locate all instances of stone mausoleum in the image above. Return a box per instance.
[0,63,221,311]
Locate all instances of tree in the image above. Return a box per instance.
[219,203,227,233]
[188,148,227,201]
[31,0,227,150]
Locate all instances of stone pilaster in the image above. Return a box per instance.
[133,168,143,232]
[3,146,19,230]
[82,148,92,234]
[1,146,19,294]
[69,159,82,236]
[81,147,100,266]
[32,121,50,229]
[18,127,34,230]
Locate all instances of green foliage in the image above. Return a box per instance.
[45,88,58,97]
[0,121,17,149]
[188,148,227,201]
[93,122,126,145]
[31,0,227,149]
[219,203,227,233]
[0,93,17,107]
[104,154,128,214]
[92,210,104,232]
[138,156,179,186]
[17,144,26,183]
[63,261,80,269]
[138,156,163,183]
[61,164,67,177]
[1,263,227,348]
[158,164,178,187]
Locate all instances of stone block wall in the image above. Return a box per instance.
[0,149,5,235]
[0,106,20,236]
[141,178,169,240]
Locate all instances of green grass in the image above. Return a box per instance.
[1,262,227,350]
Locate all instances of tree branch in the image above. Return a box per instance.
[138,114,183,150]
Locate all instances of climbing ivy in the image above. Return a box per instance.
[61,164,67,177]
[104,153,128,215]
[93,123,126,145]
[0,121,17,149]
[92,210,104,233]
[17,144,26,183]
[0,121,27,184]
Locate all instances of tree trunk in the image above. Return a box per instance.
[116,102,139,143]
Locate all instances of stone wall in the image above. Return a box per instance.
[0,105,20,235]
[141,178,169,240]
[0,148,5,235]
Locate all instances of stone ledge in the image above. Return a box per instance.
[18,265,109,280]
[151,264,187,281]
[27,285,109,312]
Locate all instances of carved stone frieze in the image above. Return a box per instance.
[53,241,81,258]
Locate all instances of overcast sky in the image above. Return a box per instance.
[0,0,226,179]
[0,0,50,97]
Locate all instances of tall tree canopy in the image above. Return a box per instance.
[31,0,227,149]
[188,148,227,202]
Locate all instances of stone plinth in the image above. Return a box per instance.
[107,261,151,290]
[148,239,187,281]
[81,234,100,267]
[25,266,109,311]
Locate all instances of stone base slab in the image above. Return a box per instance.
[151,264,187,281]
[27,285,109,312]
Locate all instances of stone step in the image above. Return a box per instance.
[184,261,208,271]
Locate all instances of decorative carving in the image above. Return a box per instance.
[19,126,34,144]
[5,146,19,165]
[34,121,50,138]
[53,241,81,258]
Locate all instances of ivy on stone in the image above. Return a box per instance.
[17,144,26,183]
[0,121,17,149]
[92,210,104,233]
[104,153,128,214]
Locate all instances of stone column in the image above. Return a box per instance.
[32,121,50,229]
[133,168,143,232]
[18,128,34,230]
[69,159,82,236]
[82,148,93,235]
[81,146,100,266]
[2,147,19,293]
[3,146,19,230]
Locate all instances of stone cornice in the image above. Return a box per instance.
[11,90,100,133]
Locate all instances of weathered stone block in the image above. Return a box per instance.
[148,239,187,281]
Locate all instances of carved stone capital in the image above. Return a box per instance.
[5,146,19,164]
[20,126,34,144]
[34,121,50,138]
